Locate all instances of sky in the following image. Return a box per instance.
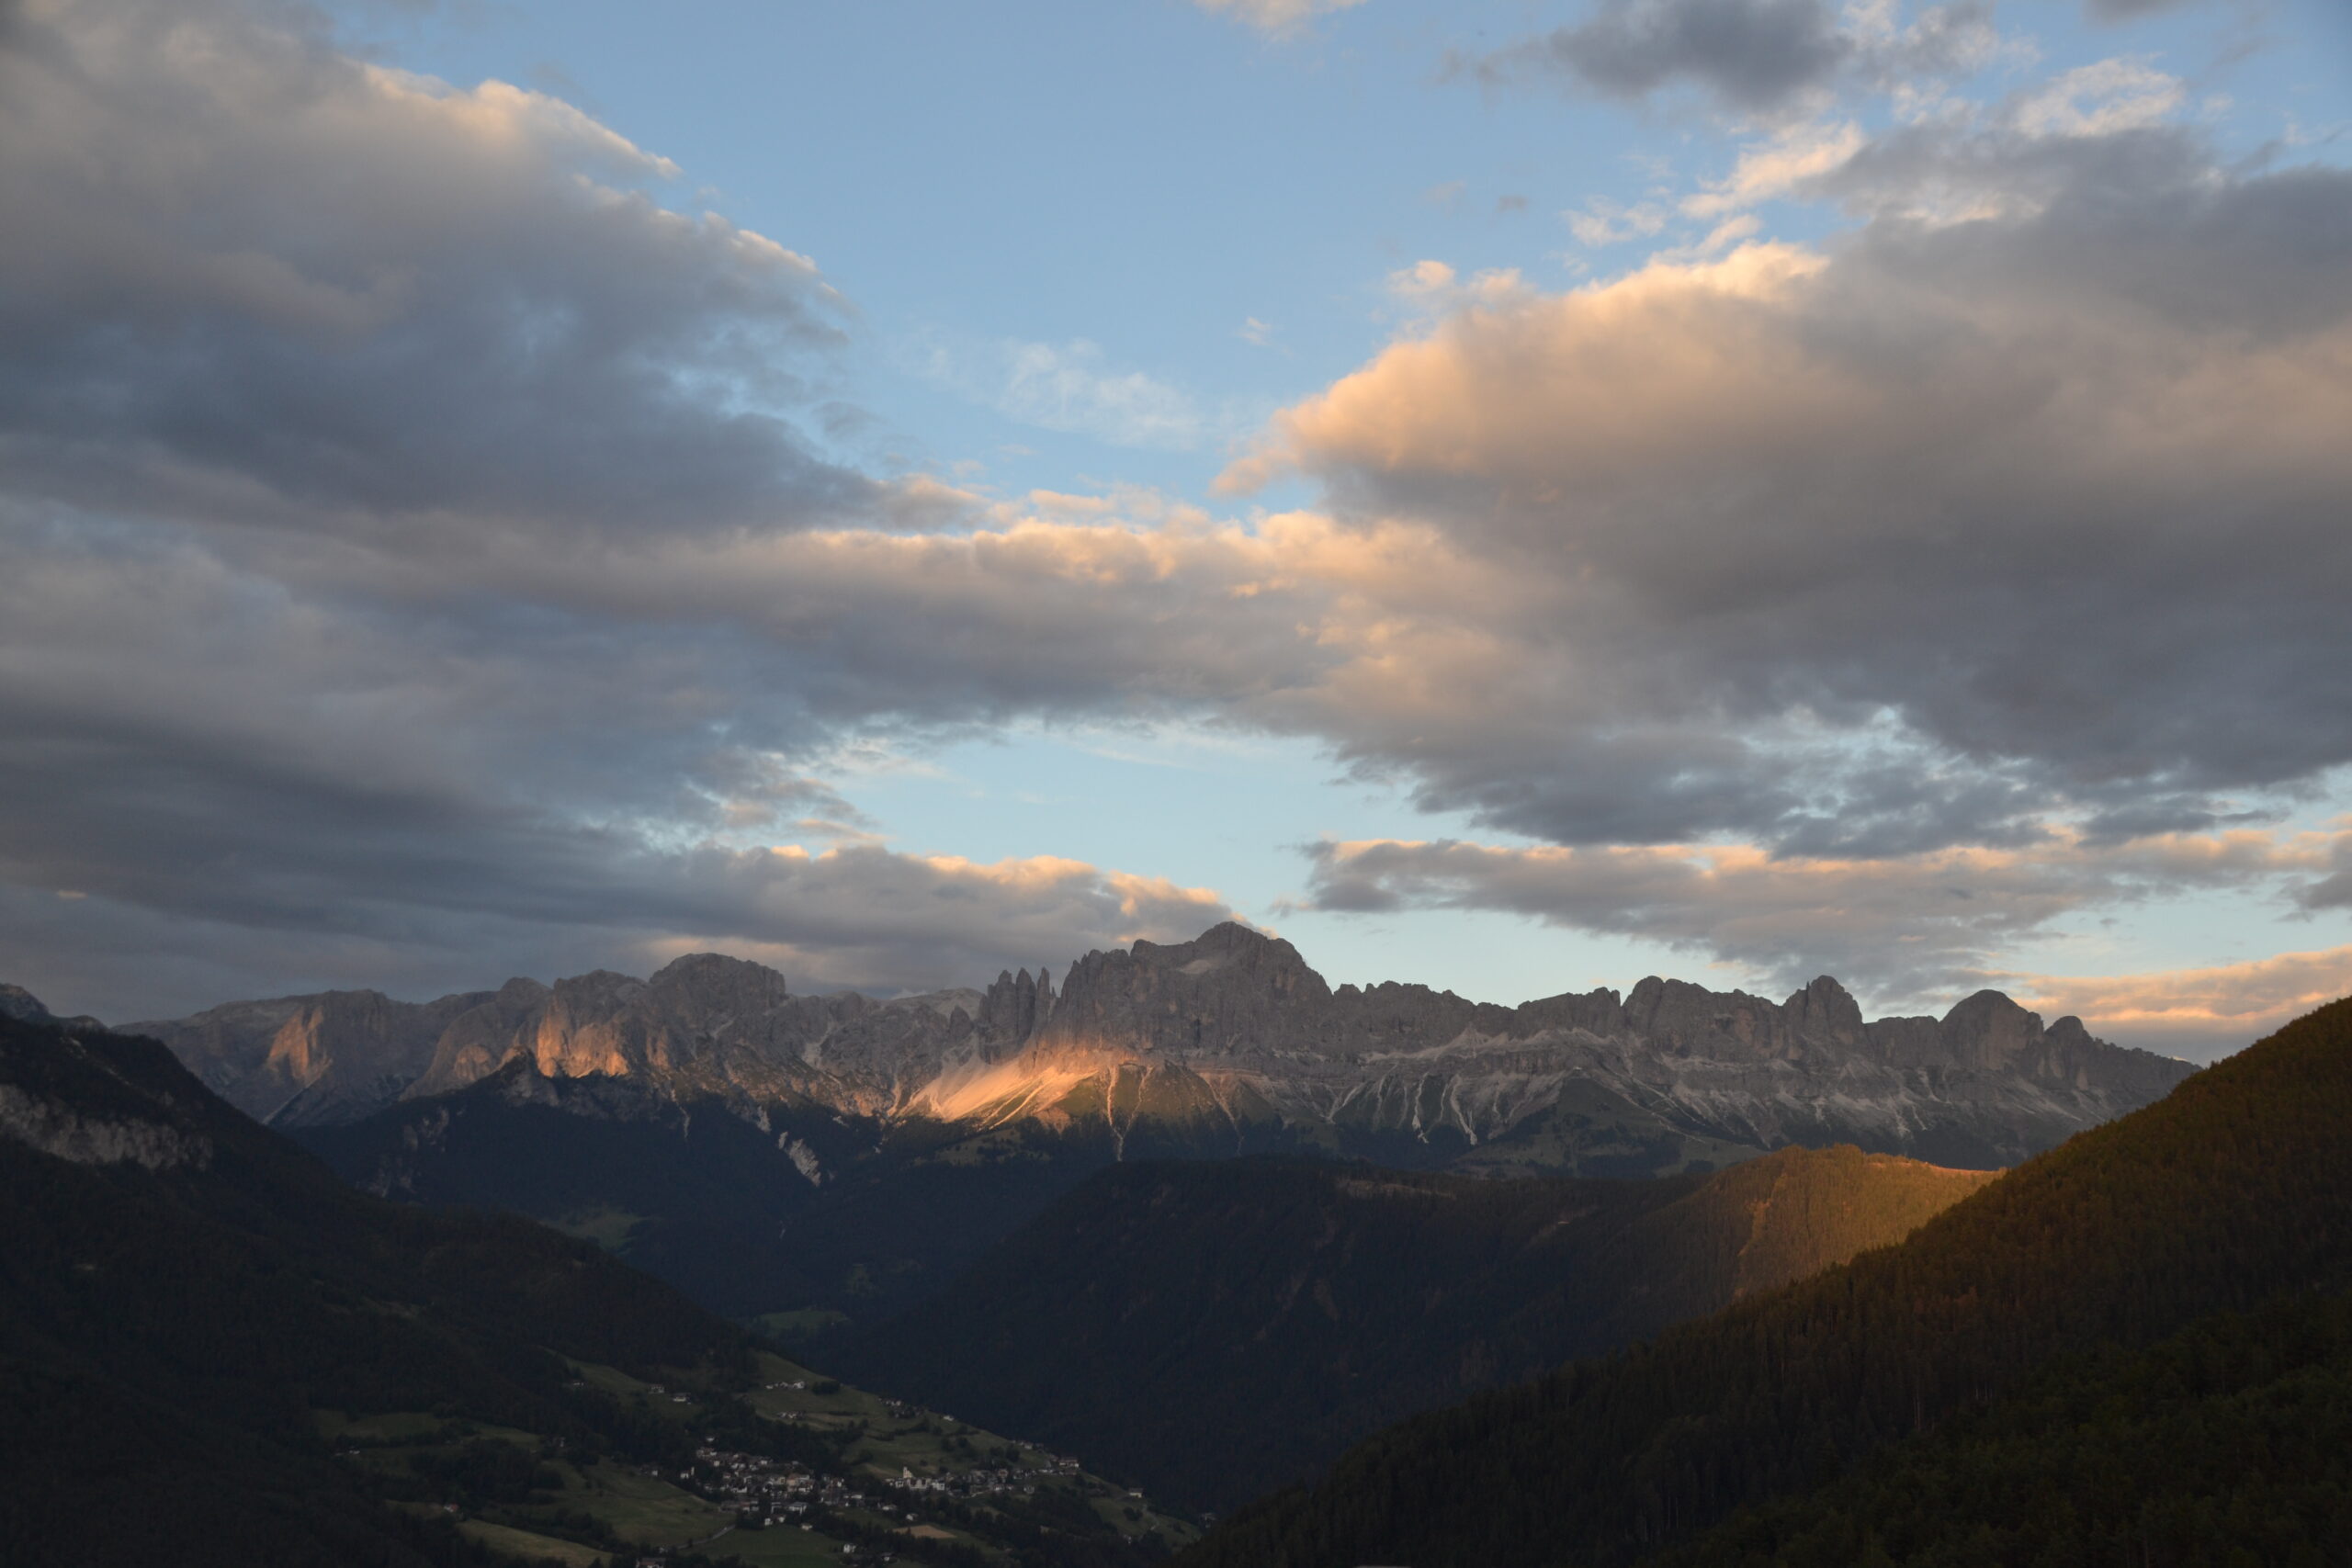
[2,0,2349,1059]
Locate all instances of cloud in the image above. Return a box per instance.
[1457,0,2016,116]
[1566,197,1672,247]
[1192,0,1368,37]
[911,334,1207,450]
[1679,119,1866,216]
[1295,828,2342,1010]
[6,839,1235,1022]
[2013,58,2185,139]
[0,0,865,545]
[1486,0,1856,114]
[2010,945,2352,1061]
[997,341,1205,449]
[1219,127,2352,854]
[2084,0,2204,18]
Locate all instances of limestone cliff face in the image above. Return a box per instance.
[126,923,2198,1172]
[130,987,491,1127]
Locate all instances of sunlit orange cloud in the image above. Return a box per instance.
[2009,946,2352,1061]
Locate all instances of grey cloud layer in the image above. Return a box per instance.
[1298,829,2341,1011]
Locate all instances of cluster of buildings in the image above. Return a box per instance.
[679,1444,823,1525]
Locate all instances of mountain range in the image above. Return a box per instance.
[113,922,2192,1333]
[141,920,2188,1173]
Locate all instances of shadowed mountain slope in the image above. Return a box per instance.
[841,1147,1996,1512]
[1174,994,2352,1568]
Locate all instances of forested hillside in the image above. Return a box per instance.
[1664,1290,2352,1565]
[845,1147,1994,1510]
[1178,997,2352,1568]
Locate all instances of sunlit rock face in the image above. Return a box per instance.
[127,922,2195,1172]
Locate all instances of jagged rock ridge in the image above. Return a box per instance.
[125,923,2195,1172]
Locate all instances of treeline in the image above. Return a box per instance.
[1179,998,2352,1568]
[1666,1288,2352,1566]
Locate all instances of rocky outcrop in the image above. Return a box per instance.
[130,923,2199,1172]
[0,1082,211,1170]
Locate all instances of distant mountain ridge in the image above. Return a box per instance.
[130,921,2191,1174]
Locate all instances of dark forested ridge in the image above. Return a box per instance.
[843,1147,1994,1511]
[0,1013,1183,1568]
[1178,996,2352,1568]
[1662,1289,2352,1566]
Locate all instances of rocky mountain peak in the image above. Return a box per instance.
[1047,921,1335,1058]
[976,966,1056,1048]
[1938,989,2046,1072]
[1784,976,1868,1049]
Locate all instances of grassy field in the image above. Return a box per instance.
[698,1522,854,1565]
[549,1206,649,1251]
[458,1518,614,1566]
[558,1460,737,1548]
[747,1307,851,1341]
[314,1408,537,1448]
